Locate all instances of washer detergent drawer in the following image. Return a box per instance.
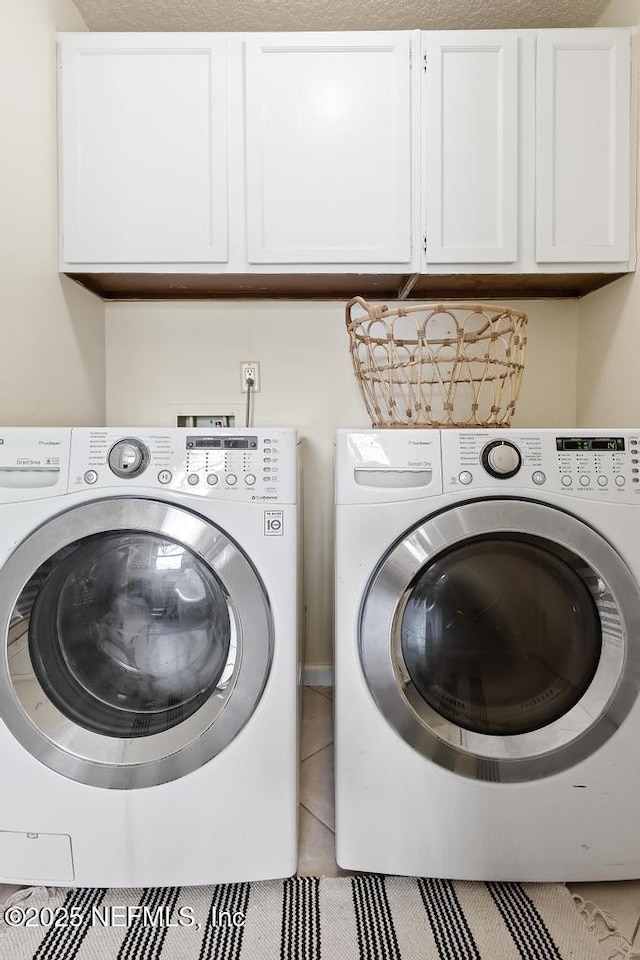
[0,830,74,883]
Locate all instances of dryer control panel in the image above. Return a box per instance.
[68,428,297,503]
[442,428,640,502]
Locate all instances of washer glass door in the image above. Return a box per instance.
[27,532,232,739]
[360,499,640,782]
[0,499,272,789]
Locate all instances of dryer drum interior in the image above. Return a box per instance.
[359,499,640,782]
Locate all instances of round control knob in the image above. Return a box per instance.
[579,475,590,487]
[226,474,237,486]
[158,470,172,485]
[615,475,626,487]
[245,474,257,486]
[187,473,200,486]
[597,475,608,487]
[207,474,219,486]
[458,471,473,485]
[107,438,149,479]
[532,471,546,486]
[481,440,522,479]
[84,470,98,485]
[561,475,572,487]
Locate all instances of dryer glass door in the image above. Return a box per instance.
[400,536,601,736]
[360,499,640,782]
[0,499,273,789]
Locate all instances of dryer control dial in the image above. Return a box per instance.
[482,440,522,479]
[108,438,150,479]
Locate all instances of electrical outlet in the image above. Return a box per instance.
[241,361,261,393]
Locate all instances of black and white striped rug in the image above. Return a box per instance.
[0,877,609,960]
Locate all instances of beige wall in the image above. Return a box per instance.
[106,298,578,667]
[577,0,640,425]
[0,0,105,426]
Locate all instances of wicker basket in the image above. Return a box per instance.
[345,296,528,429]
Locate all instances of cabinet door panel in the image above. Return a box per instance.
[536,30,630,263]
[424,32,518,264]
[60,35,228,264]
[245,34,411,264]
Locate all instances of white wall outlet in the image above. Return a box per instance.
[241,361,261,393]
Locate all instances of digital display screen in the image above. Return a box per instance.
[187,437,221,449]
[187,436,258,450]
[223,438,255,450]
[556,437,625,452]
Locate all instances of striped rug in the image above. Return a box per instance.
[0,877,609,960]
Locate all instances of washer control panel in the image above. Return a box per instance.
[69,428,297,503]
[442,429,640,501]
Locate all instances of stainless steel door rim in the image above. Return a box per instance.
[360,498,640,782]
[0,498,273,789]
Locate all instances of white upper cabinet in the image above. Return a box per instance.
[244,33,413,266]
[536,29,631,264]
[57,28,634,288]
[423,31,519,264]
[59,34,229,265]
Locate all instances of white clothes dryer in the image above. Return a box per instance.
[335,428,640,881]
[0,427,299,887]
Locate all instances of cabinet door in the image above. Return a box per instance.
[244,34,412,265]
[536,30,630,263]
[60,34,228,265]
[424,32,518,264]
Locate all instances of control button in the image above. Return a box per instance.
[207,474,219,486]
[264,467,272,473]
[458,471,473,485]
[84,470,98,485]
[226,474,237,486]
[108,438,150,479]
[158,470,172,485]
[634,469,639,474]
[482,440,522,478]
[597,475,608,487]
[264,447,272,453]
[187,473,200,486]
[532,471,546,486]
[579,475,590,487]
[561,475,572,487]
[615,475,626,487]
[245,474,256,486]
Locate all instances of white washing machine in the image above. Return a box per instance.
[0,427,299,887]
[335,428,640,881]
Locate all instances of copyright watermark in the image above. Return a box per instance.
[2,904,246,930]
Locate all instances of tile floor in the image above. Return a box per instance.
[1,685,639,951]
[298,686,640,951]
